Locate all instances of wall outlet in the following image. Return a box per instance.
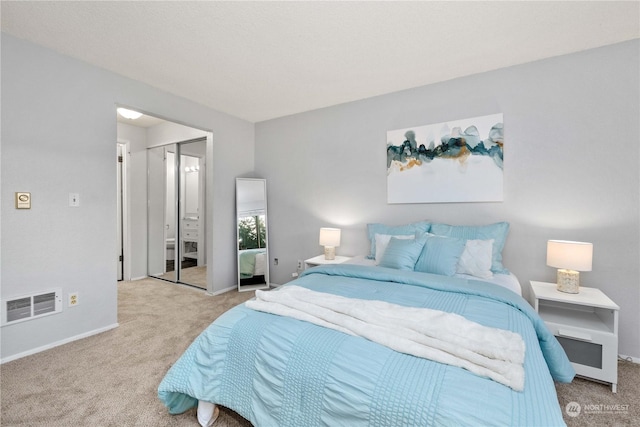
[274,258,279,266]
[69,292,79,307]
[297,259,304,270]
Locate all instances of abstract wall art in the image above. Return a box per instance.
[387,113,504,204]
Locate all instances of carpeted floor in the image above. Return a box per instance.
[1,278,252,427]
[555,360,639,426]
[156,265,207,290]
[1,278,638,426]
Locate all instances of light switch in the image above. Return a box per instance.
[69,193,80,207]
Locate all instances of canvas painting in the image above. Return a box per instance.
[387,113,504,204]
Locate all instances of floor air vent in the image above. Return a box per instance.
[1,289,62,326]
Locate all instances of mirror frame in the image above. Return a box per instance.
[236,178,269,291]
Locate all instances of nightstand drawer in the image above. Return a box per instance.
[545,320,618,384]
[544,321,616,346]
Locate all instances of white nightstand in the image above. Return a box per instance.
[530,281,619,392]
[304,255,351,269]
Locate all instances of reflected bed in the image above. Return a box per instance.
[238,249,266,285]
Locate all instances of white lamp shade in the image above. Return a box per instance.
[546,240,593,271]
[319,228,341,247]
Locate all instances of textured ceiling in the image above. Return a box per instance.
[2,1,639,123]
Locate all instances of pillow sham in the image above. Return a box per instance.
[374,233,415,264]
[414,234,466,276]
[430,222,510,273]
[378,236,426,270]
[367,221,431,259]
[456,239,494,279]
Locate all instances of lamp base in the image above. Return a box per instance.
[557,269,580,293]
[324,246,336,260]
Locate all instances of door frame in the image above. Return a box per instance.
[117,139,131,281]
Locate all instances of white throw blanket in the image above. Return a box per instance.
[246,286,526,391]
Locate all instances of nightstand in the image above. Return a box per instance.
[530,281,619,392]
[304,255,351,269]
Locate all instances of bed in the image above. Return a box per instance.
[159,221,575,426]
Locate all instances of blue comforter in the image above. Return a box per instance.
[159,264,574,426]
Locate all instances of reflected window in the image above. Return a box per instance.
[238,214,266,250]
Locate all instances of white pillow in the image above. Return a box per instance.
[456,239,494,279]
[374,233,415,264]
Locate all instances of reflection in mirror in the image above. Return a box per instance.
[236,178,269,291]
[148,145,176,282]
[178,139,206,289]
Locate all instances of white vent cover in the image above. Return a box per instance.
[1,288,62,326]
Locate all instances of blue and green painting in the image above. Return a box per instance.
[387,113,504,204]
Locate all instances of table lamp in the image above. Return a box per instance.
[319,228,341,260]
[546,240,593,293]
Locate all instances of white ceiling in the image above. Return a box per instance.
[2,1,638,123]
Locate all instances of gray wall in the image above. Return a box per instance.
[255,40,640,359]
[1,34,254,361]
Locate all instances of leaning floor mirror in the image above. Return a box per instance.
[236,178,269,291]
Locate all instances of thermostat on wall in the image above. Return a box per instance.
[15,192,31,209]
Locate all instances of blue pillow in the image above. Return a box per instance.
[367,221,431,259]
[379,237,426,270]
[429,222,510,273]
[414,234,466,276]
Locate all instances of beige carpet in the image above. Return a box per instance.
[156,266,207,289]
[1,278,252,427]
[1,278,638,426]
[556,361,639,426]
[179,266,207,289]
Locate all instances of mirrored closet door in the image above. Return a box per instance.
[178,139,206,288]
[148,144,177,282]
[236,178,269,291]
[147,138,207,289]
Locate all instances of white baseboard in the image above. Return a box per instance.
[206,283,281,295]
[207,285,237,296]
[0,323,119,364]
[619,354,640,364]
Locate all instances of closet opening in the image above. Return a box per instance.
[116,107,212,291]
